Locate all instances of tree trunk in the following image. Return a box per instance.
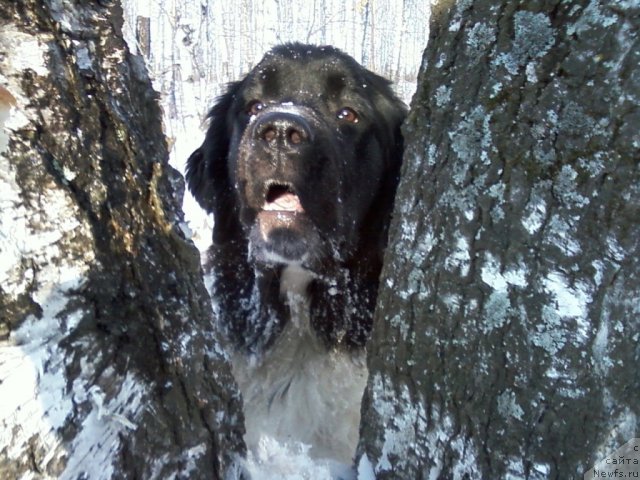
[0,2,244,479]
[136,16,151,59]
[358,1,639,479]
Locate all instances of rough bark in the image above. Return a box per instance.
[359,1,639,479]
[0,2,244,479]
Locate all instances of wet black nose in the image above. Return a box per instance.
[254,111,312,147]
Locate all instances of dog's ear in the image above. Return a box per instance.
[186,82,241,214]
[366,70,407,167]
[356,69,406,257]
[185,147,209,209]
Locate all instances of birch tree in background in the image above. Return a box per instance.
[122,0,430,125]
[358,1,640,478]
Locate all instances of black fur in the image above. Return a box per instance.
[186,43,406,353]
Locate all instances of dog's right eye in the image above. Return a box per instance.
[337,107,359,123]
[247,101,265,116]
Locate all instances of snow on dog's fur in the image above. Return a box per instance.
[187,43,405,462]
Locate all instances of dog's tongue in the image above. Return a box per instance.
[264,192,304,212]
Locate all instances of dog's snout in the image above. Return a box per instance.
[255,112,312,147]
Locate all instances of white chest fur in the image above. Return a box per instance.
[230,266,368,464]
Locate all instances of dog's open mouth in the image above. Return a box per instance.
[262,182,304,213]
[255,182,315,263]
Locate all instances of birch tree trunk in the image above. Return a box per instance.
[358,1,640,478]
[0,2,244,479]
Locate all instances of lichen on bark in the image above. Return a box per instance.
[359,1,640,478]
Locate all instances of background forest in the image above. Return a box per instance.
[121,0,430,246]
[123,0,429,117]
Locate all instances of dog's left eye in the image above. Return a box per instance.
[247,100,265,116]
[337,107,358,123]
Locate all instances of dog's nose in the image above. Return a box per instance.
[254,111,312,147]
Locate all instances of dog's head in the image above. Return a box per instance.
[187,43,406,272]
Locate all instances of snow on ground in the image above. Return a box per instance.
[243,437,356,480]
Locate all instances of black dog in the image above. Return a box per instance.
[186,43,405,461]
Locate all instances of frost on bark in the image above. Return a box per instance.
[0,2,244,479]
[358,1,639,478]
